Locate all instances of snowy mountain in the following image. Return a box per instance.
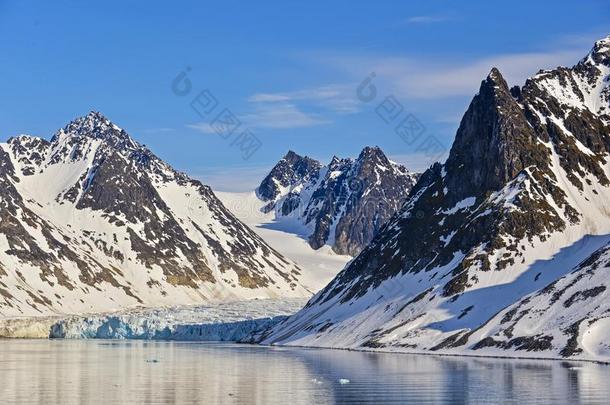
[0,112,311,317]
[257,147,419,256]
[262,36,610,361]
[215,191,352,292]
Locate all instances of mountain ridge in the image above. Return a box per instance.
[262,36,610,361]
[257,146,419,256]
[0,112,312,317]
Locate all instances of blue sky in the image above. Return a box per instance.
[1,1,609,190]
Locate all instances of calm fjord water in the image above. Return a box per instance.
[1,340,609,404]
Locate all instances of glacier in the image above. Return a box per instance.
[0,298,307,341]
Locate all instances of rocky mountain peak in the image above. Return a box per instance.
[44,111,149,169]
[354,145,405,179]
[327,155,349,170]
[257,150,322,202]
[328,155,350,171]
[486,67,509,88]
[480,68,514,104]
[283,150,301,163]
[589,35,610,65]
[259,146,419,255]
[52,111,136,151]
[357,145,385,162]
[444,66,544,204]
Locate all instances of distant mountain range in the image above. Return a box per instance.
[257,147,419,256]
[0,112,312,317]
[263,36,610,361]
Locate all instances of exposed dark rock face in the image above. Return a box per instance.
[262,36,610,359]
[312,64,583,306]
[258,151,322,202]
[444,68,552,203]
[258,147,419,256]
[0,112,309,317]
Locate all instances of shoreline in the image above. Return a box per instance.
[258,342,610,366]
[1,320,609,366]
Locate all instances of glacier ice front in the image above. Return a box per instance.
[47,298,307,341]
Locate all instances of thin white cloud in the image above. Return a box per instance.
[248,84,362,115]
[406,15,451,24]
[249,86,342,103]
[187,102,330,132]
[395,50,584,98]
[315,45,588,100]
[248,94,292,102]
[242,102,331,129]
[141,127,175,134]
[186,122,217,134]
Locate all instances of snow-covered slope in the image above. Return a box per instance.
[257,147,419,256]
[467,243,610,360]
[262,36,610,361]
[215,191,352,292]
[0,112,311,317]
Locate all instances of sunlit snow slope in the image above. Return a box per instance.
[216,191,351,292]
[0,112,312,317]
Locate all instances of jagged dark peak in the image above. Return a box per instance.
[357,145,407,171]
[478,68,522,115]
[282,150,321,175]
[283,150,301,162]
[7,134,50,150]
[5,135,50,175]
[443,67,547,204]
[486,67,510,89]
[8,133,45,143]
[359,145,382,155]
[52,111,136,149]
[44,111,152,169]
[259,144,419,255]
[479,68,515,104]
[283,150,321,171]
[328,155,351,171]
[354,146,400,177]
[357,145,386,162]
[257,150,322,201]
[329,155,341,166]
[587,35,610,65]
